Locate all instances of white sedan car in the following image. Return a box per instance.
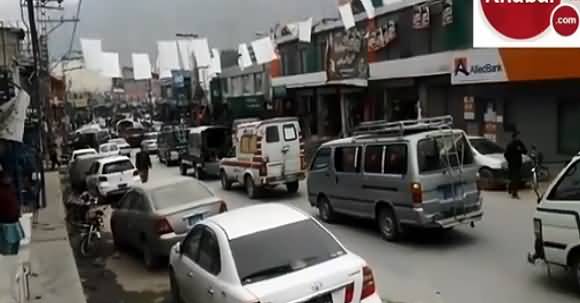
[98,143,120,157]
[109,138,132,156]
[169,204,381,303]
[85,156,141,198]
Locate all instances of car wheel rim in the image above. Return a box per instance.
[382,215,394,237]
[247,180,253,196]
[320,202,329,220]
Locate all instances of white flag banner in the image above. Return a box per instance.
[209,48,222,75]
[177,40,195,70]
[80,39,103,72]
[286,23,300,36]
[238,43,253,69]
[157,41,180,78]
[338,3,355,30]
[251,37,277,65]
[131,53,152,80]
[101,52,121,78]
[360,0,376,19]
[192,38,212,67]
[298,18,313,43]
[0,89,30,142]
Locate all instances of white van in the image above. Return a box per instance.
[219,117,306,198]
[528,154,580,290]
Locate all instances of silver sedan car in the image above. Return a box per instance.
[110,179,227,269]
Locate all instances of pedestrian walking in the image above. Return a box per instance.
[504,131,527,199]
[136,147,152,183]
[49,144,60,170]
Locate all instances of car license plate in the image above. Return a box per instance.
[187,214,204,226]
[306,294,332,303]
[118,183,128,189]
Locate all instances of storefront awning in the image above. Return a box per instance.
[271,72,367,89]
[369,51,452,81]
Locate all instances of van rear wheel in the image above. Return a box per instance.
[220,171,232,190]
[377,207,400,242]
[572,253,580,291]
[286,181,299,193]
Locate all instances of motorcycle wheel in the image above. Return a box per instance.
[80,233,97,257]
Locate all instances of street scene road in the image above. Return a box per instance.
[71,155,580,303]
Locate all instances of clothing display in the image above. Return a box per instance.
[0,223,24,256]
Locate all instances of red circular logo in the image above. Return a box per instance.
[552,5,579,36]
[481,0,561,40]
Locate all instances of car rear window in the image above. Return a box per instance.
[150,181,214,209]
[470,138,504,155]
[417,133,474,173]
[102,160,134,174]
[230,219,345,285]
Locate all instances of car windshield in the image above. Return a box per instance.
[417,132,474,173]
[74,151,95,159]
[470,138,505,155]
[150,181,213,209]
[548,160,580,201]
[230,220,345,285]
[102,160,134,174]
[110,139,127,145]
[100,145,118,153]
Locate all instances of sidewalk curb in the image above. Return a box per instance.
[28,172,87,303]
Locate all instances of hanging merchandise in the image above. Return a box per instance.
[251,37,278,64]
[412,4,430,29]
[0,165,24,256]
[238,43,253,70]
[360,0,376,19]
[383,20,398,46]
[338,2,356,30]
[442,0,454,27]
[131,53,152,80]
[298,18,313,43]
[368,25,385,52]
[0,89,30,143]
[80,39,103,72]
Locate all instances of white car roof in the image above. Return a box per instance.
[208,204,309,240]
[73,148,97,154]
[96,155,132,165]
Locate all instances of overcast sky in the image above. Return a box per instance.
[0,0,337,65]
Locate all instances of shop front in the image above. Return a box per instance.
[450,48,580,162]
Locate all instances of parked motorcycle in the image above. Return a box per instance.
[79,207,105,257]
[530,146,550,182]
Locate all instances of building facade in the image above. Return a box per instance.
[270,0,580,163]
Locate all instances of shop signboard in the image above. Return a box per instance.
[326,28,369,81]
[451,49,507,85]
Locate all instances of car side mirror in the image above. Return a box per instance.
[174,242,182,255]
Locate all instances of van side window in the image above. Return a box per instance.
[282,124,297,141]
[364,146,383,174]
[384,145,407,175]
[311,148,331,171]
[335,147,361,173]
[265,126,280,143]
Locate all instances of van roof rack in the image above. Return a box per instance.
[351,115,454,137]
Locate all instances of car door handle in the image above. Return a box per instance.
[207,288,215,296]
[186,271,194,278]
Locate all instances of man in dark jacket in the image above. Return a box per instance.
[504,131,527,199]
[135,148,152,183]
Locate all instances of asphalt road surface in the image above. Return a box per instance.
[73,156,580,303]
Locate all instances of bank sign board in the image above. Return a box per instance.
[450,49,507,85]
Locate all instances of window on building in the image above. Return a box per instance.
[318,40,327,72]
[221,78,228,96]
[334,146,361,173]
[299,48,308,74]
[384,144,407,175]
[364,146,383,174]
[254,73,263,93]
[232,77,242,96]
[558,100,580,155]
[281,51,289,75]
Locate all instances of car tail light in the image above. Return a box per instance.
[360,266,376,300]
[219,201,228,213]
[411,182,423,207]
[133,170,139,176]
[156,217,173,235]
[98,176,108,182]
[344,283,354,303]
